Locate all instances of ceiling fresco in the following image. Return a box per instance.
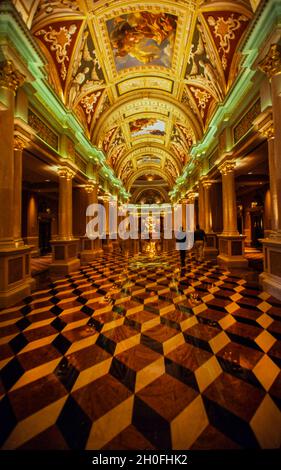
[130,119,166,137]
[23,0,254,192]
[106,12,178,70]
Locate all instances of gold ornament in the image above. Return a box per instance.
[14,137,26,151]
[219,161,235,176]
[0,60,25,93]
[261,123,275,140]
[258,44,281,79]
[58,166,75,180]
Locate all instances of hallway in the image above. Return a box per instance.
[1,247,281,450]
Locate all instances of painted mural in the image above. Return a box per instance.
[130,118,165,137]
[107,12,177,70]
[67,28,104,108]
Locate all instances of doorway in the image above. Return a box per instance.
[251,211,264,248]
[39,218,52,255]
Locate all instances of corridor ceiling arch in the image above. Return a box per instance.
[116,144,182,190]
[13,0,254,193]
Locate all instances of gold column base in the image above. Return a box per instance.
[217,235,248,268]
[204,233,218,260]
[259,238,281,300]
[50,239,80,275]
[0,245,33,309]
[80,237,103,263]
[102,236,114,251]
[24,236,40,257]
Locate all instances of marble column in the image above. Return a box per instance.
[186,191,197,229]
[50,166,80,275]
[202,181,218,259]
[198,181,205,231]
[220,162,239,236]
[80,181,103,262]
[58,167,74,239]
[25,192,39,256]
[13,137,25,246]
[263,189,272,239]
[0,61,34,308]
[73,186,88,248]
[111,194,119,246]
[217,161,247,268]
[258,44,281,299]
[181,198,188,231]
[258,124,276,233]
[203,182,212,234]
[102,195,114,251]
[118,201,128,251]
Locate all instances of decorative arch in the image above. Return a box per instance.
[115,144,182,179]
[93,91,203,147]
[126,166,175,191]
[131,186,170,204]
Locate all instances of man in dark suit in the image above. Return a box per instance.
[194,224,206,261]
[176,226,187,267]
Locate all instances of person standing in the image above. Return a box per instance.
[194,224,206,261]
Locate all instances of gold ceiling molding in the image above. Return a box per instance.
[117,76,173,95]
[84,0,198,14]
[12,0,40,28]
[30,0,82,30]
[199,1,253,17]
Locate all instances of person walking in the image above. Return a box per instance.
[176,226,187,268]
[194,224,206,261]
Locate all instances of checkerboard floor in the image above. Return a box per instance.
[1,247,281,450]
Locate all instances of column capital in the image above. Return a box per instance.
[258,44,281,80]
[58,166,75,180]
[186,191,197,203]
[14,136,27,151]
[261,123,275,141]
[103,194,111,203]
[257,117,275,141]
[202,180,213,189]
[254,110,274,141]
[0,60,25,93]
[219,160,236,176]
[84,180,98,194]
[199,176,205,185]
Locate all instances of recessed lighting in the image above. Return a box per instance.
[248,172,253,175]
[45,179,51,182]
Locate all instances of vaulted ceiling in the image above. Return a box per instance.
[14,0,256,193]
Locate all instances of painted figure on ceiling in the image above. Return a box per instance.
[108,12,177,67]
[130,118,156,133]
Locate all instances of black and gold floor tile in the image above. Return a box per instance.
[1,249,281,450]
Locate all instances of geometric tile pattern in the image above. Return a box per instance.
[1,248,281,450]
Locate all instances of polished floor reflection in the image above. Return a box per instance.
[1,246,281,450]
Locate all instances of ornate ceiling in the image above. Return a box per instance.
[14,0,255,193]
